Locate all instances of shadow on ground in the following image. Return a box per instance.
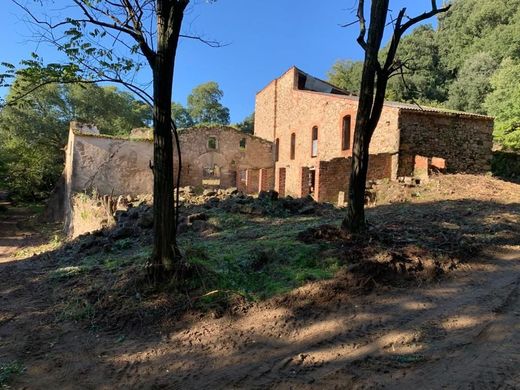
[1,195,519,388]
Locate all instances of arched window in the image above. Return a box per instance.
[311,126,318,157]
[342,115,351,150]
[290,133,296,160]
[239,138,246,149]
[275,138,280,161]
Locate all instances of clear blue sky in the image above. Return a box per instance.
[0,1,439,123]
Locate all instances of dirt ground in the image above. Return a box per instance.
[1,174,520,389]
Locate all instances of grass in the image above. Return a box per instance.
[0,361,25,389]
[50,244,151,281]
[179,210,341,301]
[15,230,64,259]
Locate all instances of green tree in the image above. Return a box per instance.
[447,52,497,114]
[0,79,150,200]
[171,102,194,129]
[484,58,520,150]
[187,81,230,125]
[235,113,254,134]
[4,0,213,282]
[386,25,451,103]
[327,60,363,94]
[68,85,151,136]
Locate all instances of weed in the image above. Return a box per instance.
[0,361,25,389]
[58,297,95,323]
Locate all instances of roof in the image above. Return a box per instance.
[260,66,493,121]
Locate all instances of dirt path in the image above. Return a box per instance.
[0,204,38,263]
[1,206,520,388]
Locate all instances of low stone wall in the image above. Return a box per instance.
[398,110,493,174]
[492,151,520,180]
[316,153,394,204]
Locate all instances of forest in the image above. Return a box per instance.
[329,0,520,151]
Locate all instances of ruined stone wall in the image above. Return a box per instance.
[175,126,273,190]
[254,79,277,141]
[67,130,154,196]
[316,154,394,204]
[398,110,494,175]
[256,67,400,198]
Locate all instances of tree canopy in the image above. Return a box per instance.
[0,79,150,200]
[187,81,230,125]
[328,0,520,149]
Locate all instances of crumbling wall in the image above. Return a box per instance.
[316,154,395,204]
[175,126,274,189]
[398,110,493,174]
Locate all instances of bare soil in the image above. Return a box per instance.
[1,174,520,389]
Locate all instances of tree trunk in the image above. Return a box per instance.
[147,3,185,283]
[343,0,389,233]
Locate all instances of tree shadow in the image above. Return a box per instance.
[0,197,519,388]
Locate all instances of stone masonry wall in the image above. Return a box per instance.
[257,67,401,198]
[316,154,394,204]
[175,126,274,189]
[398,110,494,174]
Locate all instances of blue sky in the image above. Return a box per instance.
[0,1,439,123]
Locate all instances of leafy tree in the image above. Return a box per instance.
[342,0,449,233]
[187,81,230,125]
[484,58,520,150]
[0,78,150,200]
[68,85,151,135]
[447,52,497,114]
[235,113,254,134]
[386,25,451,103]
[0,82,66,200]
[171,102,194,129]
[328,60,363,94]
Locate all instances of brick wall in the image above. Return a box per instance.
[246,169,260,193]
[255,67,401,198]
[174,126,274,189]
[316,153,394,204]
[277,167,286,197]
[259,168,275,192]
[398,110,493,174]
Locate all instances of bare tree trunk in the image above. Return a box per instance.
[148,2,185,283]
[343,0,388,233]
[342,0,450,234]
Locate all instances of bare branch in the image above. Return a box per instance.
[356,0,368,51]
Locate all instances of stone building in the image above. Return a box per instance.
[254,67,494,203]
[64,122,274,197]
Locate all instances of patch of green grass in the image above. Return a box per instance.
[15,230,64,259]
[0,361,25,389]
[57,297,95,322]
[179,211,341,301]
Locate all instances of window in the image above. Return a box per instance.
[311,126,318,157]
[275,138,280,162]
[342,115,351,150]
[208,137,217,150]
[239,138,246,149]
[290,133,296,160]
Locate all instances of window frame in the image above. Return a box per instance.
[311,126,318,157]
[342,115,351,151]
[290,132,296,160]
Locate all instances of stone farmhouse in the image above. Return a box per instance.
[59,66,494,223]
[254,67,494,203]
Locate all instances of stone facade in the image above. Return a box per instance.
[254,66,494,203]
[397,110,494,175]
[62,123,274,232]
[174,126,273,190]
